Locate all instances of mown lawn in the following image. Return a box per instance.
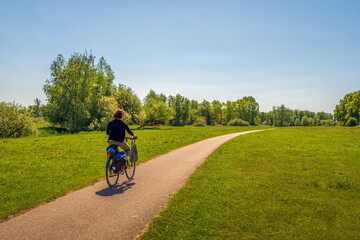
[141,127,360,240]
[0,125,266,220]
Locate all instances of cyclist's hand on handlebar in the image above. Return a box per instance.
[133,135,138,139]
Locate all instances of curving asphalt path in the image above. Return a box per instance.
[1,130,266,240]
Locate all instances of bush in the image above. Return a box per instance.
[254,116,261,126]
[301,116,311,126]
[193,117,207,127]
[227,118,249,126]
[324,120,335,127]
[345,117,358,127]
[0,102,37,138]
[261,120,272,126]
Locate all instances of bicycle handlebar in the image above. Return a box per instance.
[125,136,138,140]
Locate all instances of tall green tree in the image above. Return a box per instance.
[143,90,175,125]
[33,98,42,117]
[211,100,223,125]
[224,100,235,123]
[43,52,115,132]
[198,100,213,125]
[114,84,143,124]
[231,96,259,125]
[89,96,118,131]
[168,94,182,126]
[27,98,43,118]
[187,100,199,125]
[273,104,293,126]
[334,90,360,126]
[168,94,191,126]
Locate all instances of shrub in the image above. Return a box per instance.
[0,102,37,138]
[193,117,207,127]
[301,116,311,126]
[345,117,358,127]
[261,120,272,126]
[314,116,322,126]
[254,116,261,126]
[324,120,335,127]
[227,118,249,126]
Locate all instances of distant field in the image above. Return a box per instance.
[0,125,267,220]
[141,127,360,240]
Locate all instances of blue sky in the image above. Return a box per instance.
[0,0,359,112]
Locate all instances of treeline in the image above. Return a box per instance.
[1,51,359,138]
[40,52,263,131]
[144,92,260,126]
[40,51,340,131]
[260,105,336,127]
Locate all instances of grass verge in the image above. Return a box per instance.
[0,125,266,220]
[140,127,360,240]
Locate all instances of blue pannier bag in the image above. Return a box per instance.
[116,151,126,160]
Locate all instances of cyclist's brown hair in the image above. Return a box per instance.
[113,109,125,119]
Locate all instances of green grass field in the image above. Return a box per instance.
[141,127,360,240]
[0,125,266,220]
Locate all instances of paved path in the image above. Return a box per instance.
[1,130,265,240]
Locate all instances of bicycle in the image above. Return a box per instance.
[106,136,137,188]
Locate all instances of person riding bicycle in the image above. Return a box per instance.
[106,109,137,156]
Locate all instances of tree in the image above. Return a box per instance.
[114,84,142,124]
[43,52,115,132]
[143,90,175,125]
[89,96,118,131]
[27,98,43,118]
[237,96,259,125]
[33,98,42,117]
[182,98,190,124]
[224,101,235,123]
[334,90,360,126]
[168,94,187,126]
[301,116,311,126]
[273,105,293,126]
[144,90,167,104]
[211,100,223,125]
[187,100,199,125]
[313,116,322,126]
[198,100,213,125]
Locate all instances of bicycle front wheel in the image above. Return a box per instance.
[106,157,119,188]
[125,160,135,180]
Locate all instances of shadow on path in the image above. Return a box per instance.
[96,180,135,197]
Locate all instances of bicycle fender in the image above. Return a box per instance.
[106,157,111,169]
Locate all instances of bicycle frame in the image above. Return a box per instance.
[105,156,111,169]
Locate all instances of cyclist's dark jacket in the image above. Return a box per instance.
[106,119,134,142]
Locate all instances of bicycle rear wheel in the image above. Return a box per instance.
[125,160,135,180]
[106,157,119,188]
